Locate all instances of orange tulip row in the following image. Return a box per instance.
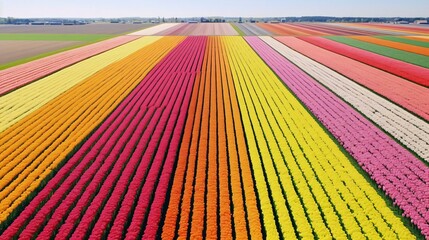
[162,37,263,239]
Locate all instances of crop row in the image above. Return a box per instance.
[128,23,181,36]
[256,23,406,37]
[260,37,429,162]
[299,36,429,87]
[327,23,407,36]
[356,23,429,35]
[276,36,429,121]
[162,37,262,239]
[318,23,394,35]
[0,35,139,96]
[0,36,183,224]
[257,23,314,36]
[223,36,414,239]
[155,23,239,36]
[249,36,429,237]
[350,36,429,56]
[327,36,429,69]
[377,36,429,48]
[1,36,206,239]
[407,36,429,42]
[232,23,271,36]
[0,37,161,133]
[292,23,371,35]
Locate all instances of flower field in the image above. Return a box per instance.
[0,23,428,239]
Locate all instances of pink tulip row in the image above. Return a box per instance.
[258,36,429,162]
[246,36,429,237]
[158,23,239,36]
[275,37,429,121]
[1,36,207,239]
[0,35,139,96]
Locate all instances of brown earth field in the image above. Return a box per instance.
[0,40,82,65]
[0,23,155,34]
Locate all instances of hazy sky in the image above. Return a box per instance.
[1,0,428,18]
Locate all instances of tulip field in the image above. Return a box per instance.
[0,23,428,239]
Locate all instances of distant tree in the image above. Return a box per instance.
[6,17,14,24]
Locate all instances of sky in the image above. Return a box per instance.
[1,0,428,18]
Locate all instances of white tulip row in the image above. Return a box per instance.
[128,23,181,36]
[260,36,429,162]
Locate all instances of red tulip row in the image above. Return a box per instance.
[299,36,429,87]
[1,36,207,239]
[0,35,139,96]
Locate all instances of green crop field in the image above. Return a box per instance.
[326,36,429,68]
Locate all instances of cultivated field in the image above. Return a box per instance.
[0,23,154,69]
[0,40,81,65]
[0,23,156,34]
[0,23,428,239]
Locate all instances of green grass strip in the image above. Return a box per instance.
[0,33,113,42]
[376,36,429,48]
[326,36,429,69]
[230,23,246,36]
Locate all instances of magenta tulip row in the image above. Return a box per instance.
[246,36,429,237]
[1,36,207,239]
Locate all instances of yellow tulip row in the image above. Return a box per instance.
[222,36,414,239]
[0,36,185,223]
[0,37,160,133]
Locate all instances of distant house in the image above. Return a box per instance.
[47,21,62,25]
[15,21,30,25]
[31,22,46,25]
[270,20,280,24]
[415,20,428,24]
[394,20,409,24]
[188,20,198,23]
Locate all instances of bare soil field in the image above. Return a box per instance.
[0,40,82,65]
[0,23,155,34]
